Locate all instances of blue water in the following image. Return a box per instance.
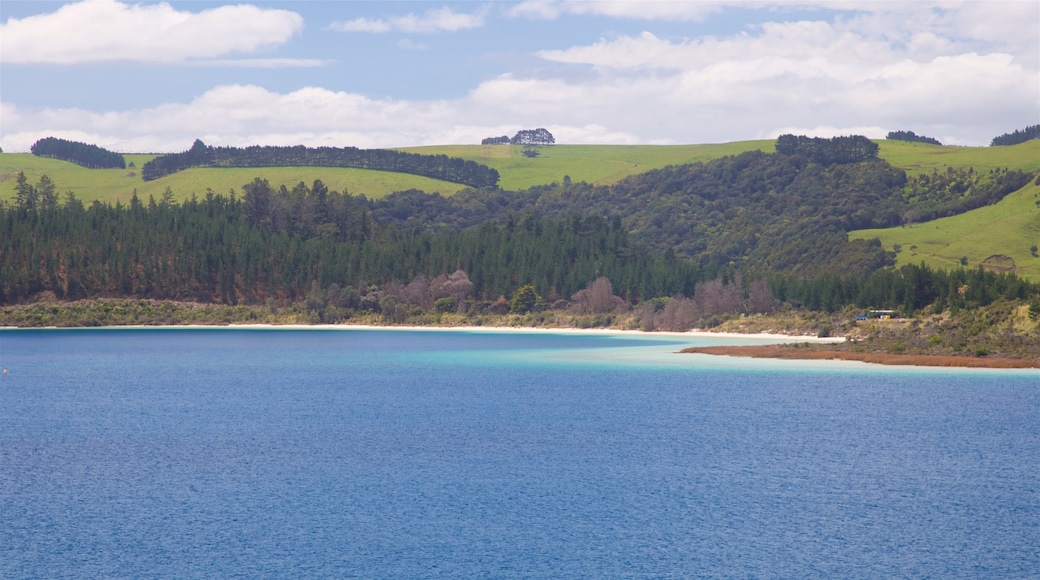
[1,328,1038,578]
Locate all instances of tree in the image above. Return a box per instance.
[511,128,555,146]
[14,172,37,209]
[570,277,623,314]
[36,175,58,210]
[510,285,540,313]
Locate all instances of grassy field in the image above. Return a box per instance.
[0,153,469,205]
[850,140,1040,282]
[400,141,775,190]
[0,141,775,204]
[851,178,1040,281]
[7,139,1036,204]
[876,139,1040,175]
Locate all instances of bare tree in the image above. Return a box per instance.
[659,295,700,331]
[570,277,625,314]
[748,279,776,314]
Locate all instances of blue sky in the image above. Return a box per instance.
[1,1,1037,152]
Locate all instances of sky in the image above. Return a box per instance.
[1,0,1037,153]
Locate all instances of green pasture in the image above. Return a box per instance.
[0,153,467,205]
[876,139,1040,175]
[401,141,775,190]
[851,179,1040,282]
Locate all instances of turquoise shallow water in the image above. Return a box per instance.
[1,328,1038,577]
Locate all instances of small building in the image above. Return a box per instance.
[866,309,897,320]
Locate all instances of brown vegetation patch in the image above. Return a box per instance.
[680,345,1040,369]
[981,254,1016,273]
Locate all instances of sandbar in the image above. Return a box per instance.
[681,345,1040,369]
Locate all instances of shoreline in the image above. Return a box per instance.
[0,322,845,343]
[680,345,1040,369]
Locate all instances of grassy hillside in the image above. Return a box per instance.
[400,141,775,190]
[1,141,775,204]
[0,153,469,205]
[4,139,1038,282]
[850,140,1040,282]
[876,139,1040,175]
[851,178,1040,281]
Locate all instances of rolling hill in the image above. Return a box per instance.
[3,139,1038,281]
[850,177,1040,281]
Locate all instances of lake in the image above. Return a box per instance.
[1,328,1038,577]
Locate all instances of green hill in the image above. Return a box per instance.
[850,177,1040,281]
[0,153,469,205]
[398,141,775,190]
[850,140,1040,282]
[876,139,1040,175]
[1,141,775,205]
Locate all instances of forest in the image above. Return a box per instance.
[141,139,500,188]
[367,146,1030,277]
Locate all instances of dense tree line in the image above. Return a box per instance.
[141,139,500,188]
[30,137,126,169]
[771,262,1037,315]
[886,130,942,146]
[990,124,1040,146]
[0,184,707,307]
[775,134,879,165]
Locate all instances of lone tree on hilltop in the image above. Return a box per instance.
[511,128,555,146]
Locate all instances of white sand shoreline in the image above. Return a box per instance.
[1,322,845,343]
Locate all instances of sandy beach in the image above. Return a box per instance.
[680,345,1040,369]
[53,322,842,343]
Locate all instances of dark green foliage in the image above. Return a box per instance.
[770,263,1037,314]
[141,139,500,188]
[0,182,704,306]
[990,124,1040,146]
[511,128,555,146]
[510,285,540,313]
[368,149,1029,278]
[774,134,879,165]
[886,131,942,146]
[30,137,126,169]
[481,135,510,145]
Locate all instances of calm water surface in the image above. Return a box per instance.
[1,328,1038,577]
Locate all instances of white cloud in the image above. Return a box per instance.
[328,6,487,34]
[510,0,723,21]
[0,0,304,65]
[1,2,1036,151]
